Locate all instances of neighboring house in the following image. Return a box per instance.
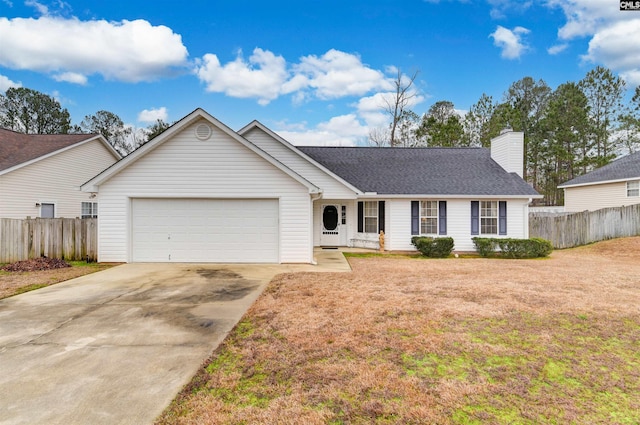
[81,108,540,264]
[559,151,640,212]
[0,128,120,219]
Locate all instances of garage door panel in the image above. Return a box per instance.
[132,199,279,262]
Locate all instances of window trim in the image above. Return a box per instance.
[419,200,439,235]
[81,201,98,219]
[627,181,639,197]
[363,201,378,234]
[480,200,498,235]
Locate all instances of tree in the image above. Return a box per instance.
[579,66,626,166]
[501,77,552,191]
[416,101,464,147]
[80,110,133,156]
[463,93,495,147]
[145,119,171,142]
[540,82,591,205]
[0,87,71,134]
[616,86,640,154]
[369,69,420,147]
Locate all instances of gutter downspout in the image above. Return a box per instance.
[310,191,323,265]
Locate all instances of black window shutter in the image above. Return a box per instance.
[357,201,364,233]
[471,201,479,235]
[378,201,385,233]
[499,201,507,235]
[411,201,419,235]
[438,201,447,235]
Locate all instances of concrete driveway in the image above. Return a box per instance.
[0,252,350,425]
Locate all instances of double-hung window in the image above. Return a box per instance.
[364,201,378,233]
[81,202,98,218]
[358,201,385,234]
[480,201,498,234]
[627,181,639,197]
[420,201,438,234]
[472,200,506,236]
[411,200,446,235]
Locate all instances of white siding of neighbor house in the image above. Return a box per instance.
[563,181,640,212]
[242,127,358,199]
[96,119,311,263]
[0,140,117,219]
[386,198,531,252]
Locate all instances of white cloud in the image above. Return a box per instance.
[490,25,530,59]
[294,49,393,99]
[277,114,369,146]
[548,43,568,55]
[0,16,189,83]
[53,71,87,85]
[137,107,168,123]
[545,1,640,85]
[0,74,21,91]
[196,48,289,106]
[582,19,640,85]
[488,0,533,19]
[195,48,393,105]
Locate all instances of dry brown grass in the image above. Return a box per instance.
[0,261,117,299]
[158,237,640,425]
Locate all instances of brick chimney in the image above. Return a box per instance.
[490,129,524,178]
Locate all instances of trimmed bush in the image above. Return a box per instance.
[472,237,553,258]
[411,236,454,258]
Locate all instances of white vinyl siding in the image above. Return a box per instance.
[387,198,530,252]
[0,140,117,218]
[96,119,311,263]
[242,127,357,199]
[564,181,640,212]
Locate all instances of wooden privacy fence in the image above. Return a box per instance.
[529,204,640,249]
[0,218,97,263]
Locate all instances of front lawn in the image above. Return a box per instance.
[0,260,116,299]
[157,237,640,424]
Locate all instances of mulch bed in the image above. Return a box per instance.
[1,257,71,272]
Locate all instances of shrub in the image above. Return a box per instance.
[411,236,454,258]
[472,237,553,258]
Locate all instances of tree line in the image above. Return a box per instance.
[0,87,171,157]
[373,66,640,205]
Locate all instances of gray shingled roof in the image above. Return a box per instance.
[0,128,97,172]
[559,151,640,187]
[298,146,539,196]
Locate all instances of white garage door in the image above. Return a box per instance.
[131,199,279,262]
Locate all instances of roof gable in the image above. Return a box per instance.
[81,108,319,193]
[0,128,117,174]
[238,121,361,195]
[559,151,640,188]
[299,146,540,197]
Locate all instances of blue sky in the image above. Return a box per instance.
[1,0,639,145]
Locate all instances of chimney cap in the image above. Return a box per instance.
[500,127,513,135]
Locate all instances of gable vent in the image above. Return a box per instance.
[195,123,212,140]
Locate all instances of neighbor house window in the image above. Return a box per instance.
[627,181,639,197]
[420,201,438,234]
[364,201,378,233]
[480,201,498,234]
[81,202,98,218]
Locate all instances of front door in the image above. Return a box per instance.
[320,204,341,246]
